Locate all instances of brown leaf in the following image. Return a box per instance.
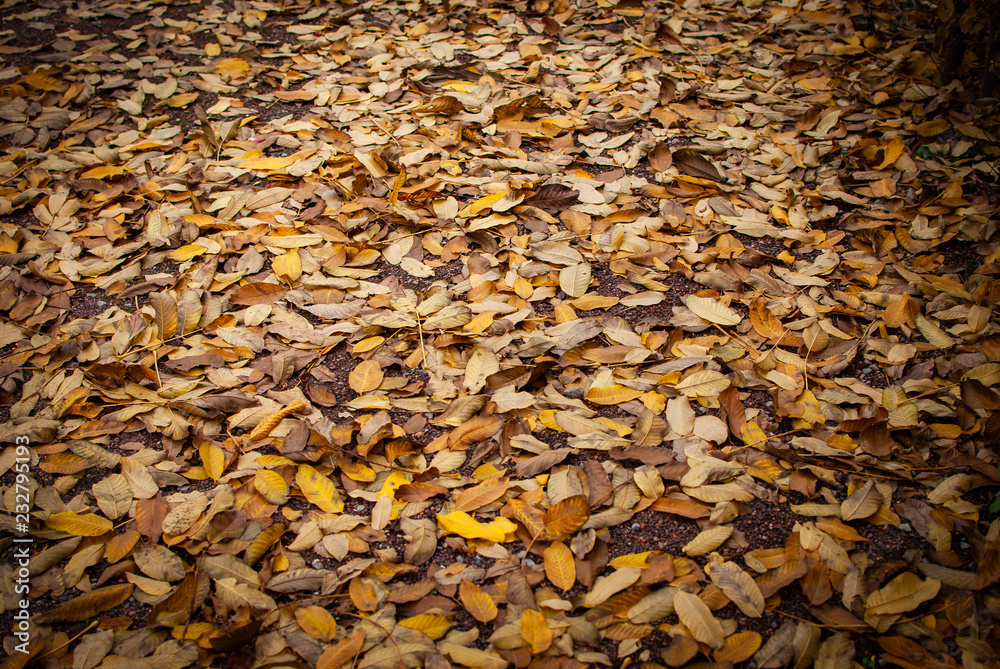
[35,584,134,624]
[396,482,449,502]
[149,570,209,627]
[229,282,286,306]
[648,142,673,171]
[416,95,463,115]
[523,183,580,211]
[840,480,882,521]
[673,148,726,181]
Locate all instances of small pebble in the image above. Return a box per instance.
[862,367,873,374]
[899,521,912,532]
[765,400,773,408]
[311,559,323,569]
[960,540,970,550]
[355,504,366,514]
[455,555,465,562]
[524,558,535,567]
[631,522,641,530]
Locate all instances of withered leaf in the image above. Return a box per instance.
[35,584,134,624]
[524,183,580,211]
[673,148,726,181]
[5,0,994,659]
[543,495,590,539]
[229,283,286,306]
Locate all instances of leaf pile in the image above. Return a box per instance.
[1,0,999,667]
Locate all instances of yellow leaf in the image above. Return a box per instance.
[80,165,126,180]
[296,464,344,513]
[249,399,307,441]
[92,474,132,520]
[791,389,827,426]
[586,384,645,405]
[255,470,290,504]
[627,587,677,624]
[168,244,208,262]
[674,590,725,649]
[295,605,337,642]
[610,552,655,569]
[23,72,64,91]
[705,559,765,617]
[272,248,302,282]
[349,359,384,394]
[715,631,762,663]
[399,613,451,640]
[236,156,298,172]
[543,541,576,591]
[459,580,499,623]
[339,456,376,483]
[461,191,509,216]
[165,92,199,108]
[34,584,133,624]
[47,511,113,537]
[521,609,553,654]
[246,523,285,566]
[205,43,222,57]
[682,524,734,556]
[200,442,225,480]
[882,387,918,428]
[675,369,730,398]
[685,295,741,326]
[584,567,642,607]
[739,421,768,447]
[916,118,949,136]
[883,294,915,328]
[464,347,500,394]
[352,336,385,354]
[866,572,940,615]
[559,263,591,298]
[378,471,410,499]
[915,313,955,349]
[437,511,516,542]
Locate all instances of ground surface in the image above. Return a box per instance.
[0,0,999,667]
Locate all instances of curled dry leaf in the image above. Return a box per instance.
[4,0,998,666]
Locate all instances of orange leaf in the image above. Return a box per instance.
[459,580,499,623]
[543,495,590,539]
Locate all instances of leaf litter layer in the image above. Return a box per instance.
[0,0,999,667]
